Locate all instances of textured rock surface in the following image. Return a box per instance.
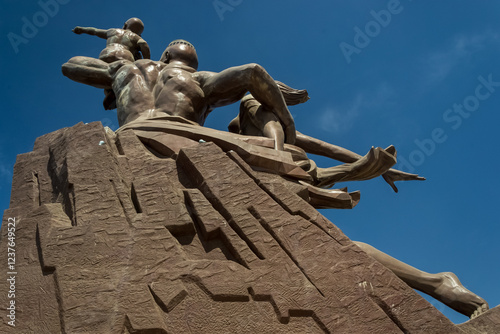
[458,305,500,333]
[0,122,498,333]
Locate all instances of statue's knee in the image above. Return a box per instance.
[67,56,84,64]
[245,63,266,78]
[264,122,284,139]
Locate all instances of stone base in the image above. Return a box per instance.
[458,305,500,333]
[0,122,497,333]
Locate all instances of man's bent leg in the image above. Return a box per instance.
[354,241,488,318]
[62,56,112,89]
[203,64,296,144]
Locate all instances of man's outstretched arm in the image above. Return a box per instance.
[199,64,296,144]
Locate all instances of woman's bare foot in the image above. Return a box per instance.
[429,272,489,319]
[352,242,489,319]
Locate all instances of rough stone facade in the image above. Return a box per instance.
[0,122,498,333]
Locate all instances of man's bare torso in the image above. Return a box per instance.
[112,60,210,126]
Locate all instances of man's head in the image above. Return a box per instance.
[123,17,144,35]
[160,40,198,70]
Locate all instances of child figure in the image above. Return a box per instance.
[73,18,151,109]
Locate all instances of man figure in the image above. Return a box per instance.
[62,39,296,144]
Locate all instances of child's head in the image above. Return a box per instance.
[123,17,144,35]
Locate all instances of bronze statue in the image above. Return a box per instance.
[62,36,489,319]
[62,39,296,144]
[72,17,151,109]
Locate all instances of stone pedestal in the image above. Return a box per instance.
[0,122,498,333]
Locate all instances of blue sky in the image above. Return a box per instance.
[1,0,499,324]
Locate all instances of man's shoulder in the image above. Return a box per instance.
[192,70,216,84]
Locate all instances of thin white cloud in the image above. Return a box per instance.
[319,83,395,134]
[424,31,499,83]
[0,165,11,179]
[319,96,362,134]
[0,162,13,193]
[0,148,14,192]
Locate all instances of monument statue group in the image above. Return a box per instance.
[3,16,498,334]
[63,17,489,320]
